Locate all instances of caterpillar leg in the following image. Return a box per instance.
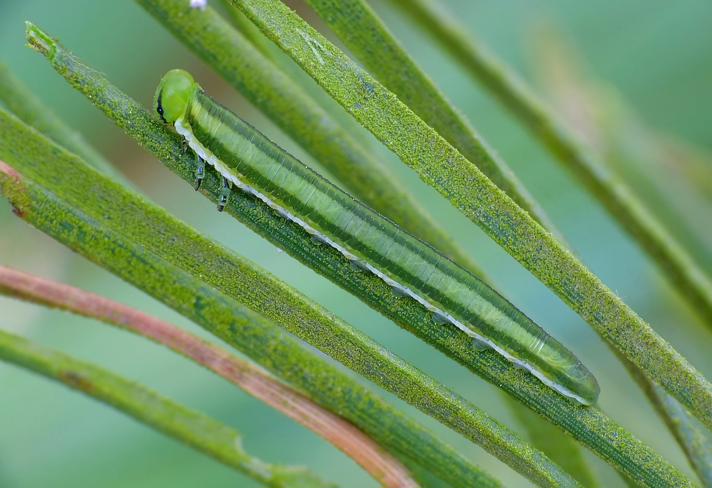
[194,155,206,191]
[217,177,231,212]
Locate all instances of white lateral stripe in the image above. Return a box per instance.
[175,118,588,405]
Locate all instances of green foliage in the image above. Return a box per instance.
[641,376,712,487]
[20,18,700,488]
[137,0,483,278]
[305,0,554,232]
[19,26,585,487]
[0,264,422,488]
[302,0,596,481]
[389,0,712,327]
[0,330,335,488]
[0,102,495,488]
[227,0,712,433]
[506,401,598,488]
[1,2,709,487]
[0,63,122,181]
[529,33,712,484]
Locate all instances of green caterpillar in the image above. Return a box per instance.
[154,69,600,405]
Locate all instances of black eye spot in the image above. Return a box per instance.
[156,91,167,124]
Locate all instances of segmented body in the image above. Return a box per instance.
[173,89,599,405]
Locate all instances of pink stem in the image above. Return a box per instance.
[0,266,418,488]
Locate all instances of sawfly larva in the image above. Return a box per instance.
[154,69,600,405]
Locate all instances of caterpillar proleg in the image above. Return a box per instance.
[154,69,600,405]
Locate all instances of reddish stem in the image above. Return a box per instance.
[0,266,418,488]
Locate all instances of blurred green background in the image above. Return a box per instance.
[1,1,711,487]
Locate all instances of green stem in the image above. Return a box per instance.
[0,266,419,488]
[0,63,124,182]
[503,396,598,488]
[648,386,712,488]
[0,329,335,488]
[389,0,712,327]
[529,34,712,485]
[137,0,482,277]
[530,28,712,271]
[1,62,562,487]
[220,0,376,151]
[220,0,275,60]
[301,2,592,481]
[305,0,555,234]
[622,355,712,487]
[22,21,694,488]
[228,0,712,431]
[24,12,582,483]
[224,0,590,478]
[658,138,712,204]
[0,108,492,488]
[138,10,588,482]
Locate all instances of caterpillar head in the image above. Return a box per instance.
[154,69,199,125]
